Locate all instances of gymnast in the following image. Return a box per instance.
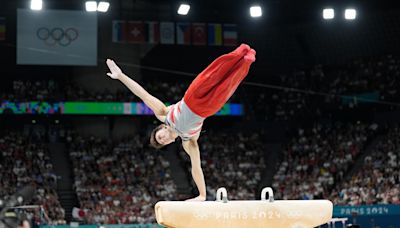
[106,44,256,201]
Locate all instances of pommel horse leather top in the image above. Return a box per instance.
[155,187,333,228]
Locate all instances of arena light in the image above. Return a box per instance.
[97,1,110,12]
[177,4,190,15]
[85,1,97,12]
[30,0,42,10]
[323,8,334,20]
[250,5,262,18]
[345,8,357,20]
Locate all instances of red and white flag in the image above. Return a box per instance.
[126,21,145,44]
[191,23,206,46]
[72,207,86,220]
[223,24,238,46]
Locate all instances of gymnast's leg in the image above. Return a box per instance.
[184,44,256,117]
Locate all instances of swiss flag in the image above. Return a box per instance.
[191,23,206,46]
[127,21,145,44]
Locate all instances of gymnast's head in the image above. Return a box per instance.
[150,124,177,149]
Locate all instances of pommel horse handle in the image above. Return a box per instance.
[261,187,274,202]
[216,187,228,203]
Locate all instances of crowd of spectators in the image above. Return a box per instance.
[245,54,400,121]
[178,131,266,200]
[0,78,242,104]
[272,122,378,200]
[0,79,62,102]
[1,53,400,226]
[330,125,400,205]
[324,55,400,100]
[1,55,400,121]
[1,54,398,122]
[64,80,191,103]
[0,130,65,225]
[0,79,189,103]
[67,133,177,224]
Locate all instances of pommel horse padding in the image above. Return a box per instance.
[155,187,333,228]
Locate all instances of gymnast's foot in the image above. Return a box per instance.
[233,43,251,56]
[244,49,256,62]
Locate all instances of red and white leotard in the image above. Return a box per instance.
[165,99,205,141]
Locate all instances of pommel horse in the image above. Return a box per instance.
[155,187,333,228]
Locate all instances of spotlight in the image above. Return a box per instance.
[97,1,110,12]
[85,1,97,12]
[323,8,334,20]
[250,5,262,18]
[30,0,42,10]
[177,4,190,15]
[345,8,357,20]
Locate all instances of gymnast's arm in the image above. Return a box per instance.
[182,138,207,201]
[105,59,168,121]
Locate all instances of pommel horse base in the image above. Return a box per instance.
[155,187,333,228]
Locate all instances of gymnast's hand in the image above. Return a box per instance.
[186,195,206,202]
[106,59,123,80]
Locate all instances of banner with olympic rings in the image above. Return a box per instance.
[17,9,97,66]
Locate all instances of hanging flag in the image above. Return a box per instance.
[112,20,127,43]
[126,21,145,44]
[191,23,206,46]
[176,22,191,45]
[17,9,97,66]
[208,23,222,46]
[145,21,160,44]
[0,17,5,41]
[223,24,238,46]
[160,22,175,44]
[72,207,86,220]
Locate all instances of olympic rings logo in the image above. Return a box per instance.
[36,27,79,47]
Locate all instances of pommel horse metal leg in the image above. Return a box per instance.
[155,187,333,228]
